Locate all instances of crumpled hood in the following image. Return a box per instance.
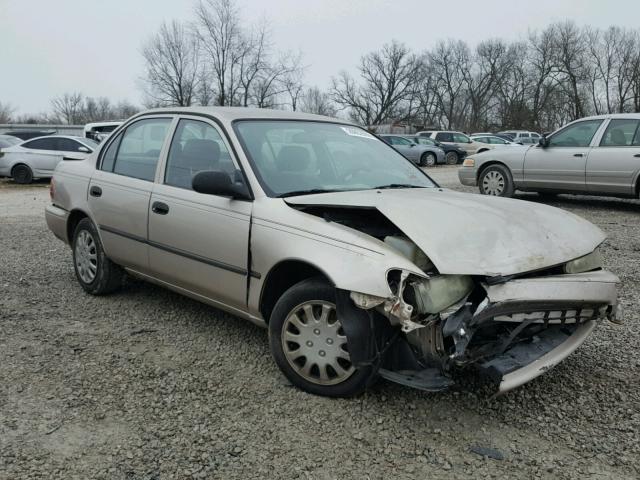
[285,188,606,276]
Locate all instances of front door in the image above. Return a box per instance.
[88,116,174,272]
[148,117,252,311]
[523,119,604,192]
[586,118,640,196]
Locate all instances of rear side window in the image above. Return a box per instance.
[100,134,122,172]
[599,119,640,147]
[435,132,453,142]
[22,138,58,150]
[164,119,233,190]
[111,118,171,181]
[452,132,470,143]
[57,138,88,152]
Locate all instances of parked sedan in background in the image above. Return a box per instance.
[471,135,524,149]
[498,130,541,145]
[45,107,618,398]
[0,135,97,183]
[416,130,487,156]
[459,113,640,199]
[405,135,466,165]
[0,134,22,148]
[379,134,444,166]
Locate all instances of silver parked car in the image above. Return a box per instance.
[45,108,619,397]
[459,114,640,198]
[379,134,445,166]
[0,135,97,184]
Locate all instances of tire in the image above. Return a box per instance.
[269,278,377,397]
[11,164,33,184]
[72,218,125,295]
[445,151,458,165]
[421,152,436,167]
[478,164,514,197]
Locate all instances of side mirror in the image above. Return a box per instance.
[538,136,549,148]
[78,146,91,153]
[409,143,416,147]
[192,170,251,200]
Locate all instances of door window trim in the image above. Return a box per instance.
[546,119,605,148]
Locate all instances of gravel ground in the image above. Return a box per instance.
[1,170,639,479]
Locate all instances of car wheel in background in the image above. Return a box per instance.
[445,151,458,165]
[11,164,33,184]
[269,278,377,397]
[421,152,436,167]
[72,218,125,295]
[479,164,514,197]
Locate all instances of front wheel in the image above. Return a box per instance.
[421,152,436,167]
[479,164,514,197]
[72,218,125,295]
[445,151,459,165]
[269,278,377,397]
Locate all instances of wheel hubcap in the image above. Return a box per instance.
[281,301,355,386]
[482,171,505,195]
[75,230,98,283]
[426,154,435,166]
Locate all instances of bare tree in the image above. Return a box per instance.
[427,40,469,129]
[141,20,199,107]
[281,54,306,111]
[299,87,336,116]
[51,92,85,124]
[331,41,422,125]
[0,101,14,123]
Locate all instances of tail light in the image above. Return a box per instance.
[49,178,55,201]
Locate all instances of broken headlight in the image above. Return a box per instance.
[564,248,603,274]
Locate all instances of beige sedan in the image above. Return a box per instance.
[45,107,619,397]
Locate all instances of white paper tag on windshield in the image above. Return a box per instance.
[340,126,376,140]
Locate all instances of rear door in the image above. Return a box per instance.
[522,119,604,192]
[88,116,174,273]
[148,116,252,311]
[586,118,640,195]
[19,137,62,175]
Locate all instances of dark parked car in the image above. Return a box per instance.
[405,135,466,165]
[2,130,56,141]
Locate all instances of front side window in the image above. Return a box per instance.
[165,119,234,190]
[548,120,603,148]
[435,132,453,142]
[234,121,435,197]
[22,138,58,150]
[57,138,89,152]
[475,137,489,144]
[599,119,640,147]
[416,137,436,146]
[111,118,171,181]
[452,132,470,143]
[392,136,411,145]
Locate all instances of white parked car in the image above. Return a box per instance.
[0,134,22,149]
[84,121,123,143]
[470,135,525,150]
[0,135,98,184]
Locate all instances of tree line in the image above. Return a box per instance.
[2,0,640,132]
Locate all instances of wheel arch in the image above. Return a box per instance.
[259,259,334,323]
[66,209,91,244]
[476,160,512,183]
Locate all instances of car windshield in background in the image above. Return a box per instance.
[234,121,435,197]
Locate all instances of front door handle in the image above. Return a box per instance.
[89,186,102,197]
[573,153,585,157]
[633,153,640,158]
[152,201,169,215]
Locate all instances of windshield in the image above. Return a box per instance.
[234,121,436,197]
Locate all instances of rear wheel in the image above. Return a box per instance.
[421,152,436,167]
[269,278,377,397]
[72,218,125,295]
[11,164,33,184]
[479,164,514,197]
[445,151,458,165]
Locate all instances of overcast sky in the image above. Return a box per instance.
[2,0,640,115]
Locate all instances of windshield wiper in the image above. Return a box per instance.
[372,184,427,190]
[276,188,339,198]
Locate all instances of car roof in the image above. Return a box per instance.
[138,106,351,124]
[23,135,91,143]
[571,112,640,121]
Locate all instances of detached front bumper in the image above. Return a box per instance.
[45,204,69,244]
[470,270,619,392]
[458,166,477,186]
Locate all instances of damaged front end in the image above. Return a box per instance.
[338,251,620,394]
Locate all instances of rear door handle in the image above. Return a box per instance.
[89,186,102,197]
[633,153,640,158]
[151,201,169,215]
[573,153,584,157]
